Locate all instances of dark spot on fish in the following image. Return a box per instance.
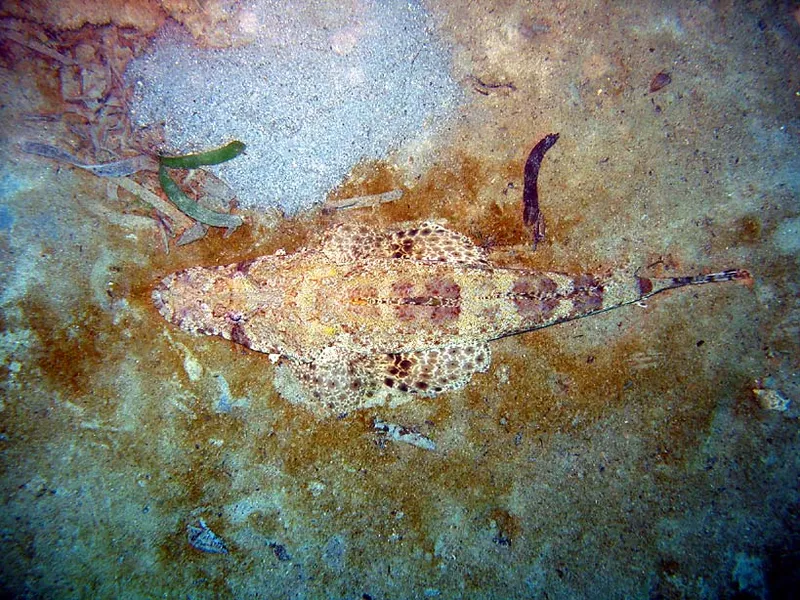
[394,305,417,321]
[426,277,461,298]
[637,277,653,295]
[236,258,257,274]
[230,323,251,347]
[572,292,603,313]
[573,274,600,290]
[513,296,560,318]
[431,305,460,323]
[512,276,557,297]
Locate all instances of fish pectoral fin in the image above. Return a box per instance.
[272,342,492,418]
[319,223,384,264]
[273,349,380,417]
[381,222,490,267]
[367,342,492,397]
[320,221,490,268]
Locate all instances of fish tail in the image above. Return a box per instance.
[636,269,752,298]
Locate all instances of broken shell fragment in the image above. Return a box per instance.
[753,388,790,412]
[187,518,229,554]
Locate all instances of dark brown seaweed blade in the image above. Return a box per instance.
[523,133,559,248]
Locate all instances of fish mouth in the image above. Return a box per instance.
[151,276,175,322]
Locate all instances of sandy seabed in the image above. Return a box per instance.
[0,1,799,598]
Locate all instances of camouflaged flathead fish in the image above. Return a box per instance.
[152,221,748,416]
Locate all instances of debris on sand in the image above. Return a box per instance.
[187,518,229,554]
[374,419,436,451]
[20,141,155,177]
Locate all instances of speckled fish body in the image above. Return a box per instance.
[153,221,748,416]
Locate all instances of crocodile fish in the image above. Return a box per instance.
[152,221,749,416]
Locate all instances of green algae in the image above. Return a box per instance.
[158,140,246,169]
[157,164,243,230]
[157,140,246,231]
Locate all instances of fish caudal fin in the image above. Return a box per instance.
[499,267,752,338]
[635,269,752,298]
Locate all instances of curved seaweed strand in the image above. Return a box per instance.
[158,164,243,230]
[159,140,246,169]
[523,133,559,248]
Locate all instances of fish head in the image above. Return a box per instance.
[152,265,258,339]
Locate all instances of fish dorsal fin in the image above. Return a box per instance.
[321,221,489,267]
[320,223,385,263]
[383,221,490,267]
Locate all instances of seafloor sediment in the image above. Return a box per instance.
[0,1,798,598]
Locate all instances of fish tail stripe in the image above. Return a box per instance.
[644,269,752,297]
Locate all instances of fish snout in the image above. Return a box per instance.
[151,275,177,322]
[151,269,227,336]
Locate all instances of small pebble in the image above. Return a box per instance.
[269,542,291,561]
[649,71,671,93]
